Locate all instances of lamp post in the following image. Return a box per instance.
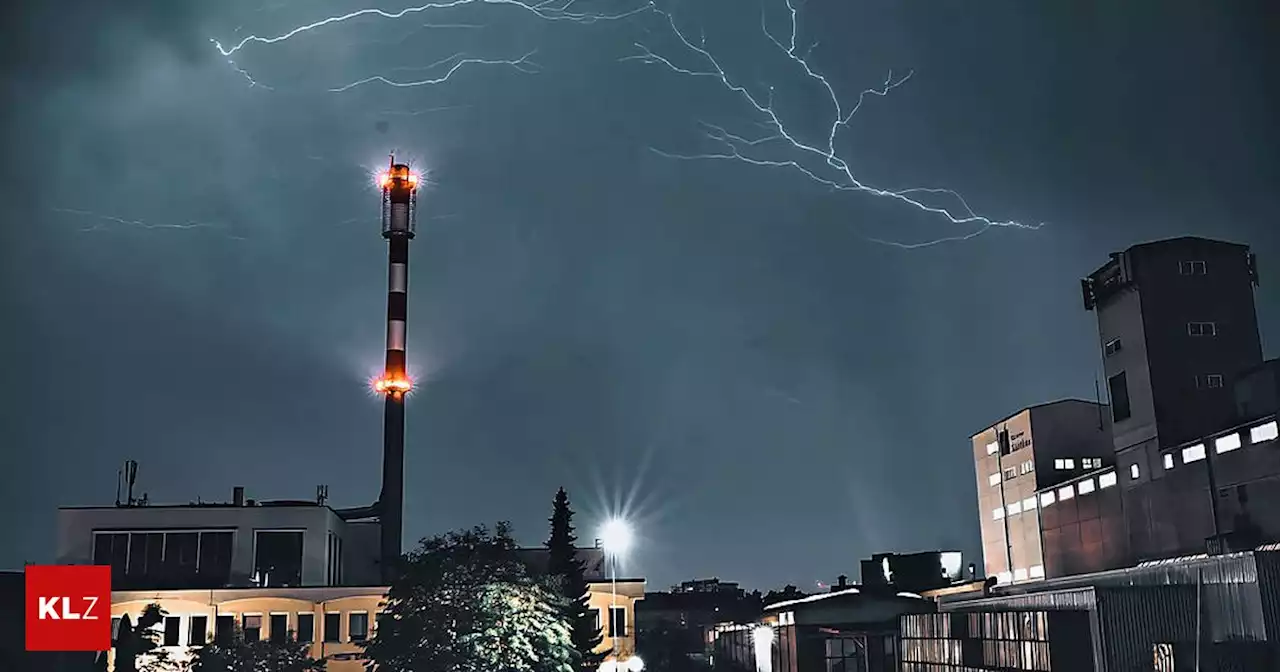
[600,518,633,666]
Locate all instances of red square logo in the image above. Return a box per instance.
[25,565,112,652]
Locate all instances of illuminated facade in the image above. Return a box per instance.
[971,399,1113,584]
[57,496,645,670]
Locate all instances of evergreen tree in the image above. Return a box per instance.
[363,522,579,672]
[546,487,606,668]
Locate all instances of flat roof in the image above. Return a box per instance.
[969,397,1105,439]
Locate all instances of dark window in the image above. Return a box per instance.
[1180,260,1207,275]
[1195,374,1225,389]
[1104,339,1123,356]
[254,530,304,587]
[215,615,235,644]
[189,615,208,646]
[126,532,164,580]
[324,613,341,643]
[297,613,315,643]
[608,606,627,637]
[162,532,199,585]
[198,532,234,586]
[163,616,181,647]
[1109,372,1131,422]
[93,533,130,582]
[270,614,289,643]
[243,615,262,642]
[349,612,368,642]
[1188,321,1218,337]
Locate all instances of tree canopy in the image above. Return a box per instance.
[184,627,325,672]
[363,522,580,672]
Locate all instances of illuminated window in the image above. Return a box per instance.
[1053,458,1075,470]
[997,572,1012,584]
[1250,421,1278,444]
[1099,472,1117,488]
[989,473,1001,487]
[1007,501,1022,516]
[1003,467,1017,480]
[1019,460,1034,475]
[1013,568,1028,581]
[1130,463,1140,479]
[1023,496,1037,511]
[1183,443,1207,463]
[1058,486,1074,501]
[1029,565,1045,579]
[1078,478,1096,495]
[993,507,1004,521]
[1040,492,1056,507]
[986,441,998,455]
[1216,433,1241,454]
[1188,321,1217,337]
[1104,339,1123,357]
[1164,453,1175,470]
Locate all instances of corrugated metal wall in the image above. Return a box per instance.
[1253,550,1280,640]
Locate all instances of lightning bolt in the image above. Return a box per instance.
[52,208,246,241]
[626,1,1043,248]
[212,0,654,91]
[330,51,540,92]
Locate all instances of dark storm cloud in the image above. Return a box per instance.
[0,0,210,82]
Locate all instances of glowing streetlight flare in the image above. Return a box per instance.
[600,518,633,556]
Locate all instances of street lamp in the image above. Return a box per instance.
[599,518,633,666]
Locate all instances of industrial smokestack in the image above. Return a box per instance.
[374,157,418,582]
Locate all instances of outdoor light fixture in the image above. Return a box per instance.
[627,656,645,672]
[600,518,633,556]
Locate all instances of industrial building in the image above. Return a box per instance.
[1082,236,1266,561]
[971,399,1113,584]
[710,588,935,672]
[926,547,1280,671]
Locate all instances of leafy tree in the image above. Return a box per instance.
[185,626,325,672]
[363,522,580,672]
[546,487,607,669]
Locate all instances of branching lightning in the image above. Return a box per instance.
[330,51,540,92]
[52,208,246,241]
[625,0,1042,248]
[212,0,654,91]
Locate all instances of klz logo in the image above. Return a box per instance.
[26,565,111,651]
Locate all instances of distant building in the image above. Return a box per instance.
[636,578,759,662]
[971,399,1113,584]
[711,589,934,672]
[672,578,743,595]
[56,487,645,671]
[859,551,966,594]
[1082,237,1268,560]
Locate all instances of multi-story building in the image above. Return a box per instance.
[1082,236,1265,559]
[57,487,645,671]
[971,399,1113,584]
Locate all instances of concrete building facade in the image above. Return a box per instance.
[1083,237,1266,560]
[57,493,645,671]
[971,400,1113,585]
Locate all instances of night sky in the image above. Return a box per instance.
[2,0,1277,590]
